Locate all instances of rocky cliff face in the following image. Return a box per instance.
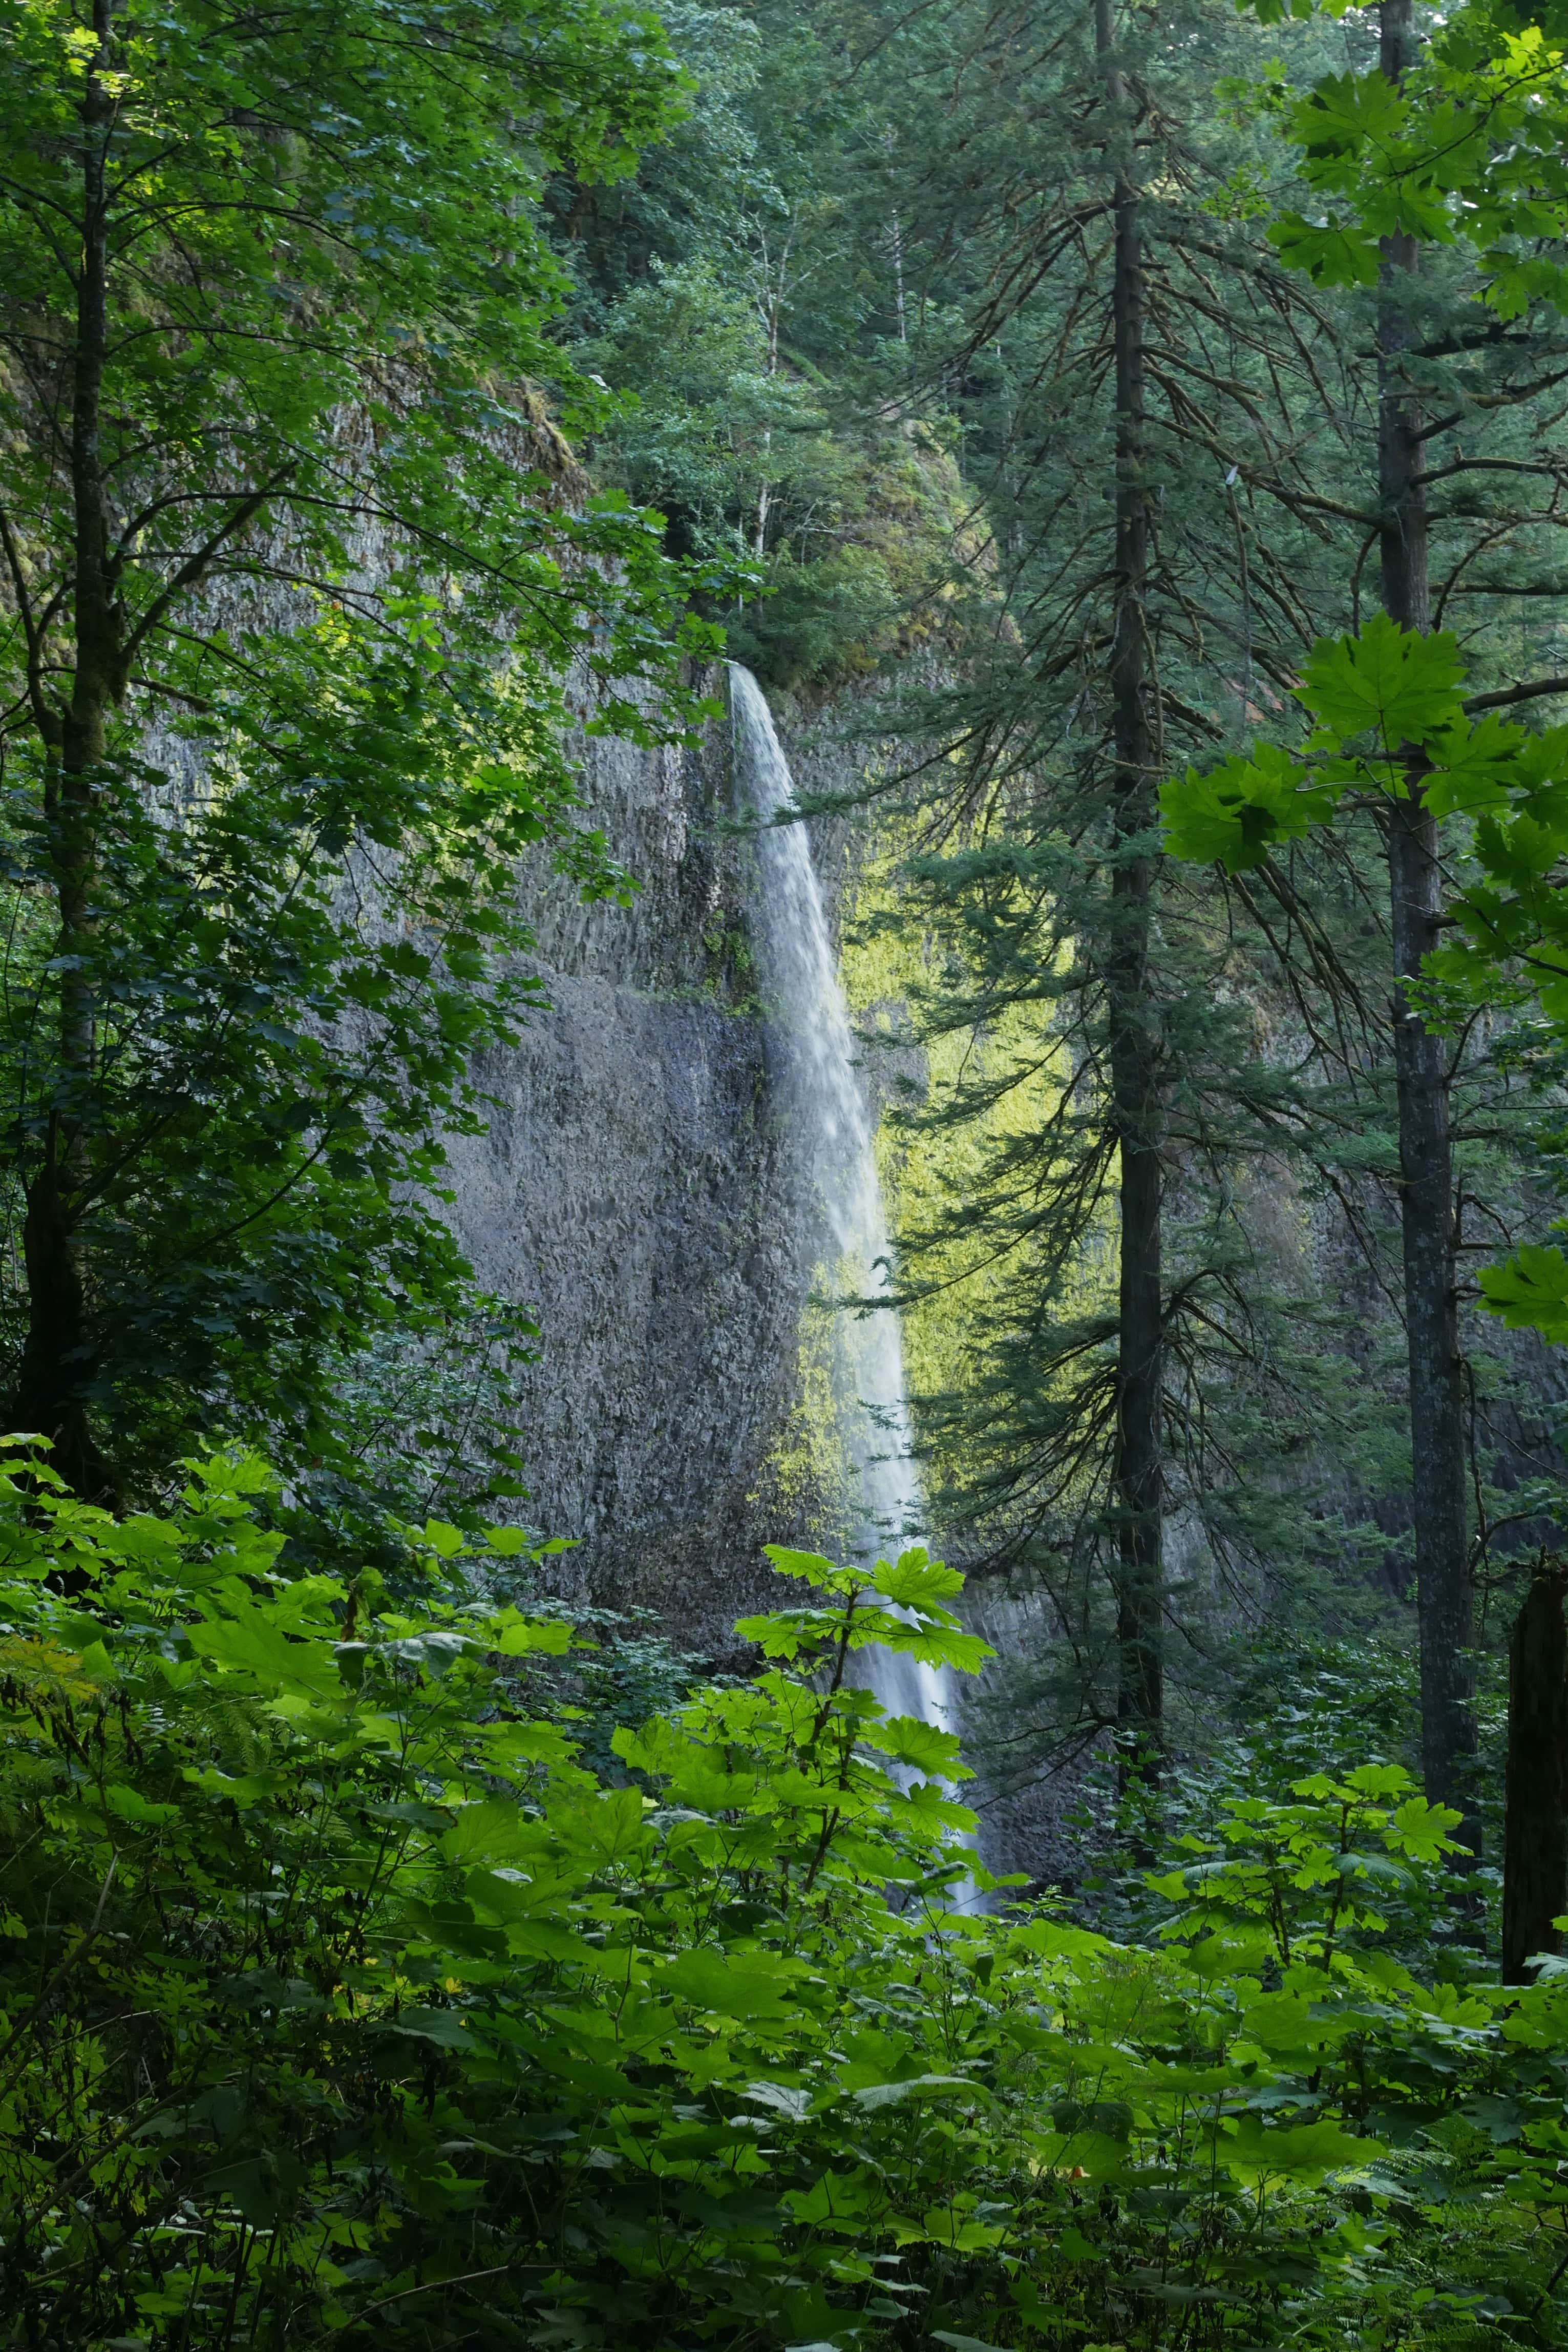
[439,672,847,1657]
[432,667,1082,1884]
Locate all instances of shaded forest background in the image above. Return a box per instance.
[549,0,1568,1872]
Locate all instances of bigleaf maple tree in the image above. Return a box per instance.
[0,0,716,1500]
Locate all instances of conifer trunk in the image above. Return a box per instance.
[13,0,116,1495]
[1503,1564,1568,1984]
[1377,0,1477,1849]
[1098,0,1163,1787]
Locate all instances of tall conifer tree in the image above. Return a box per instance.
[853,0,1376,1781]
[1162,0,1568,1845]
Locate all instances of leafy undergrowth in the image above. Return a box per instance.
[1,1448,1566,2349]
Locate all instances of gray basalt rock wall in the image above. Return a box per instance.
[439,673,839,1657]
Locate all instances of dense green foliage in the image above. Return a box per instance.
[6,1448,1568,2351]
[555,0,963,687]
[10,0,1568,2337]
[0,0,715,1510]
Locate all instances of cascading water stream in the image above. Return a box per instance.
[728,664,954,1741]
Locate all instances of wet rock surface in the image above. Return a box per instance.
[440,673,839,1656]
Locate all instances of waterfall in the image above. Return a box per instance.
[728,665,953,1740]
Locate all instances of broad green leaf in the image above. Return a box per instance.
[441,1797,539,1866]
[1160,744,1337,871]
[661,1946,796,2020]
[863,1714,969,1779]
[734,1605,843,1658]
[551,1784,651,1867]
[1009,1918,1116,1964]
[187,1605,341,1698]
[865,1616,995,1674]
[610,1717,687,1774]
[784,2168,875,2225]
[1463,2093,1524,2144]
[1290,68,1407,158]
[377,1629,471,1678]
[1268,212,1382,285]
[1500,1978,1568,2047]
[1220,2112,1383,2184]
[921,2210,1007,2249]
[853,2073,980,2110]
[1026,2129,1131,2182]
[490,1610,574,1657]
[1478,1243,1568,1340]
[479,1720,576,1772]
[1474,808,1567,889]
[894,1779,979,1835]
[1386,1796,1466,1862]
[483,1524,535,1556]
[384,2006,477,2050]
[1298,613,1467,747]
[101,1783,180,1826]
[761,1545,850,1592]
[102,1514,187,1568]
[1239,1991,1350,2055]
[1337,1763,1416,1802]
[419,1519,469,1559]
[1423,712,1527,817]
[504,1919,599,1967]
[743,2080,815,2122]
[182,1766,278,1808]
[872,1546,965,1607]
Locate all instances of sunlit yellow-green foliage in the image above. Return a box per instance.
[754,1294,857,1553]
[837,807,1116,1509]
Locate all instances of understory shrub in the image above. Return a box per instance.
[2,1446,1567,2348]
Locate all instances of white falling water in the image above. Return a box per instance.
[729,665,953,1738]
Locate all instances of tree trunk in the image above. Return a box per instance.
[15,1153,101,1495]
[1503,1564,1568,1984]
[1376,0,1477,1852]
[12,0,117,1495]
[1098,0,1163,1790]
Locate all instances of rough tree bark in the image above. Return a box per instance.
[1503,1563,1568,1984]
[1097,0,1164,1789]
[1377,0,1478,1854]
[12,0,120,1496]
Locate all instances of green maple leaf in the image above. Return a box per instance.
[1388,1796,1467,1862]
[1422,711,1527,818]
[1478,1242,1568,1341]
[1160,743,1337,871]
[1474,809,1564,889]
[1298,613,1467,747]
[1503,723,1568,825]
[874,1546,966,1608]
[661,1946,796,2020]
[186,1603,341,1698]
[1221,2112,1383,2185]
[1268,212,1382,285]
[865,1714,969,1779]
[1291,69,1407,161]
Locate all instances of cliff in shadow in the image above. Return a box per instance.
[440,669,877,1657]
